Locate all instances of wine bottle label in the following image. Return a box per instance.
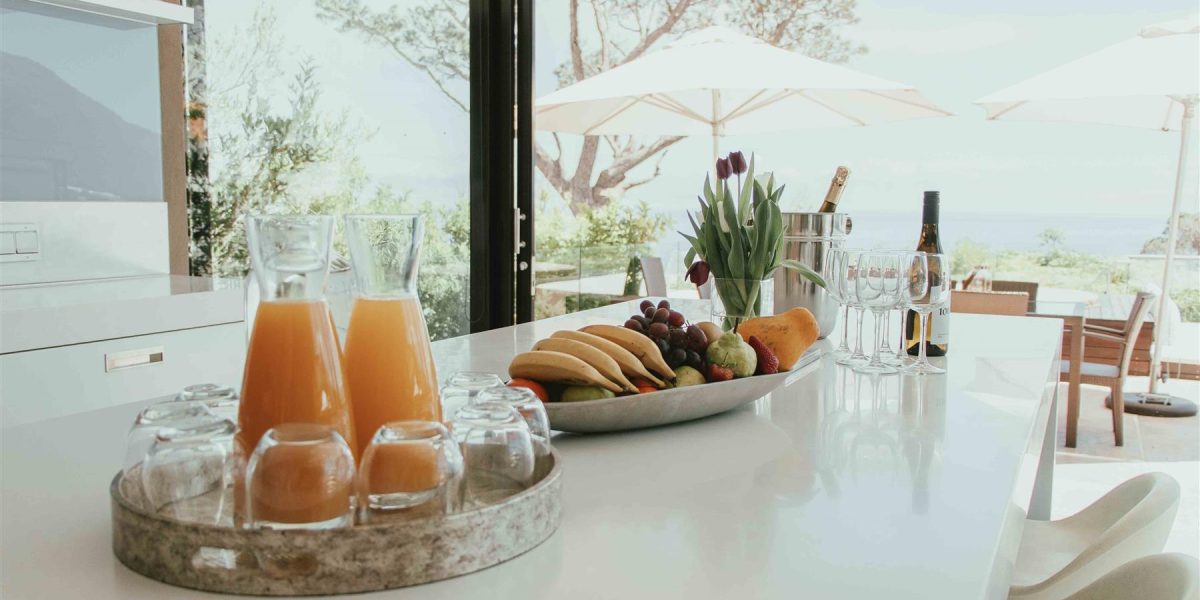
[930,306,950,345]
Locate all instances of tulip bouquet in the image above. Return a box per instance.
[680,151,824,331]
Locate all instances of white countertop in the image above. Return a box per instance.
[0,302,1062,599]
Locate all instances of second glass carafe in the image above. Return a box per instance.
[343,214,441,457]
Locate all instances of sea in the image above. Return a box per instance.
[652,211,1169,272]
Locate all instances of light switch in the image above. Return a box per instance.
[0,233,15,255]
[13,231,38,254]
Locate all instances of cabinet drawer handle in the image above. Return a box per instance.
[105,347,165,372]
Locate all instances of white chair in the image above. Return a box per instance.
[639,256,667,297]
[1064,553,1199,600]
[1009,472,1181,599]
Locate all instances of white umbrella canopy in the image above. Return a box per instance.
[976,18,1199,130]
[536,26,951,156]
[974,13,1199,408]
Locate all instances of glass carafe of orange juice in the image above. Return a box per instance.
[238,215,357,463]
[343,214,441,455]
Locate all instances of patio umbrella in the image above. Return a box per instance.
[536,26,951,160]
[975,13,1199,415]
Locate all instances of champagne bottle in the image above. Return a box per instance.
[817,166,850,213]
[906,191,949,357]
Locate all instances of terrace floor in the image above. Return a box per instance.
[1052,375,1199,559]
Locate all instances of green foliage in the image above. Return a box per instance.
[949,238,991,278]
[1142,213,1200,256]
[1174,288,1200,323]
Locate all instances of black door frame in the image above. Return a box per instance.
[469,0,534,332]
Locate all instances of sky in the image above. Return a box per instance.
[204,0,1199,236]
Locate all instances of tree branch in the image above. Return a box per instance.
[619,0,696,65]
[569,0,586,81]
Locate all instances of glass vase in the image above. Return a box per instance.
[711,277,774,332]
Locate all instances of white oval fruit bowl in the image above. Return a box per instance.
[543,348,820,433]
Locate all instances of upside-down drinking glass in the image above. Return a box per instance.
[901,252,949,375]
[450,402,536,508]
[822,248,851,358]
[140,414,236,524]
[244,423,356,530]
[854,251,901,374]
[473,386,551,458]
[357,421,464,523]
[123,400,215,475]
[175,383,239,421]
[440,372,504,418]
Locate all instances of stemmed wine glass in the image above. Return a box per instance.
[854,251,901,374]
[823,248,851,359]
[835,249,868,366]
[901,252,950,375]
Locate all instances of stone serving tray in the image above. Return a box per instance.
[544,348,820,433]
[111,451,562,596]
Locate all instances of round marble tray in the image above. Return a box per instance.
[111,451,562,596]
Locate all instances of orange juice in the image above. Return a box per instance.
[237,300,357,459]
[344,296,441,455]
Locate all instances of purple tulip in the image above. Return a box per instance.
[728,151,747,174]
[685,260,711,286]
[715,157,732,180]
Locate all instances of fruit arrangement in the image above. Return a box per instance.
[507,300,821,403]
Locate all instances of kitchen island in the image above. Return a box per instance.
[0,302,1062,599]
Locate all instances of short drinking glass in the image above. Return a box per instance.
[357,421,464,522]
[450,402,536,508]
[440,372,504,417]
[244,423,356,530]
[140,414,236,524]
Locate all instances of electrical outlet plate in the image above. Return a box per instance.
[0,223,39,263]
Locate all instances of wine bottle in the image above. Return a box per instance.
[906,191,949,357]
[817,166,850,213]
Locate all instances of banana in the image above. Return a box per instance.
[550,330,665,388]
[508,351,622,393]
[578,324,676,381]
[533,338,637,393]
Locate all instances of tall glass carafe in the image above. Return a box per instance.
[238,215,357,463]
[343,215,440,456]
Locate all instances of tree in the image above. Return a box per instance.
[186,3,471,339]
[314,0,864,214]
[1142,213,1200,256]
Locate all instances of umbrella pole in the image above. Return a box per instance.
[1122,97,1198,417]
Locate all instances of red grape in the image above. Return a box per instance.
[668,328,686,347]
[639,299,654,313]
[643,306,656,320]
[666,347,687,368]
[653,308,670,323]
[667,310,685,328]
[648,322,669,339]
[685,350,703,369]
[686,325,708,350]
[654,338,670,355]
[657,299,671,310]
[624,319,643,332]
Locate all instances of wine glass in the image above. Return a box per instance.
[901,252,949,375]
[835,249,868,366]
[853,251,901,374]
[822,248,851,359]
[889,254,916,367]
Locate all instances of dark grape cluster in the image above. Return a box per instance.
[624,299,709,370]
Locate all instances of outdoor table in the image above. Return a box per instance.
[1027,300,1087,448]
[1,301,1064,599]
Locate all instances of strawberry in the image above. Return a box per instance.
[748,335,779,375]
[705,363,734,382]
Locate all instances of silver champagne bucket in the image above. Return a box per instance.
[773,212,850,339]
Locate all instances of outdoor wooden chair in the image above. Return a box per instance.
[992,280,1039,311]
[1060,291,1156,446]
[950,290,1030,316]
